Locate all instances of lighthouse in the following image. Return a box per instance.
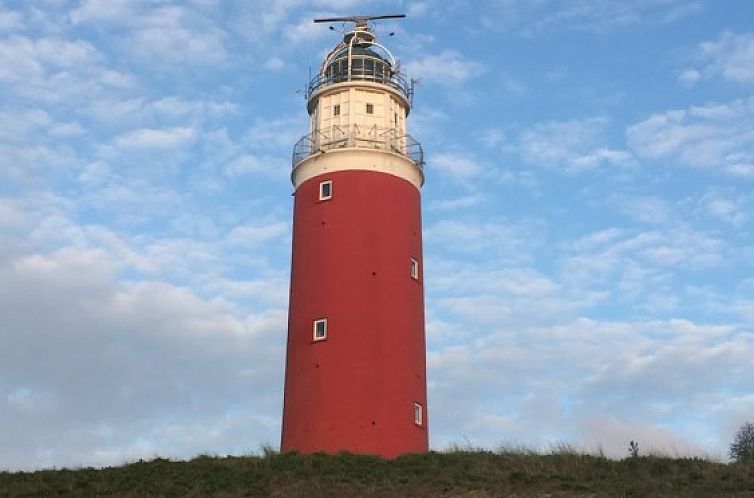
[281,14,428,458]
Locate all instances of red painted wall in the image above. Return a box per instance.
[281,168,428,458]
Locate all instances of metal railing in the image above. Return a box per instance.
[292,125,423,168]
[307,71,413,104]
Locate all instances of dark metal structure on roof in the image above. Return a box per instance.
[305,14,414,109]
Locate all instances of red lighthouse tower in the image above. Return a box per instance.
[282,15,427,458]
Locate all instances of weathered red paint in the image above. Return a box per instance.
[281,168,428,457]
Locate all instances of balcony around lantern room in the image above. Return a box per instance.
[291,124,424,169]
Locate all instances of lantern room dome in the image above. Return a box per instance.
[322,45,394,87]
[307,33,413,113]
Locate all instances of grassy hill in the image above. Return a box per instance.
[2,449,753,497]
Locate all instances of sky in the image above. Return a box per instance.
[1,0,754,471]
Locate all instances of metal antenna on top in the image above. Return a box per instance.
[313,14,405,45]
[312,14,406,26]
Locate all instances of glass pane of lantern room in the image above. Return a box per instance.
[365,59,374,78]
[375,62,385,83]
[352,58,363,78]
[335,60,347,82]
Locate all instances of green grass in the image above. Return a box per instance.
[1,449,753,497]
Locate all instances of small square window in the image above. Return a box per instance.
[366,103,374,114]
[333,104,340,116]
[410,258,419,279]
[319,180,332,200]
[313,318,327,341]
[414,403,423,426]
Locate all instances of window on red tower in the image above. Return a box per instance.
[319,180,332,201]
[313,318,327,341]
[410,258,419,280]
[414,403,423,426]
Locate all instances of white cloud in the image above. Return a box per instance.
[22,36,99,67]
[678,68,701,87]
[576,416,703,458]
[99,69,137,89]
[262,56,285,70]
[0,35,99,86]
[565,226,723,273]
[557,225,724,312]
[72,2,228,66]
[519,116,633,171]
[427,194,484,212]
[246,116,305,150]
[698,191,749,227]
[425,217,542,263]
[0,108,84,143]
[698,31,754,84]
[226,221,289,247]
[223,154,288,177]
[0,33,141,111]
[131,8,227,66]
[0,246,285,470]
[0,108,52,141]
[733,300,754,323]
[480,128,506,147]
[627,96,754,177]
[0,188,293,470]
[404,50,485,86]
[0,142,81,183]
[431,152,481,180]
[497,72,527,95]
[0,8,23,32]
[436,266,560,298]
[406,107,448,139]
[282,16,327,43]
[610,195,672,225]
[428,316,752,458]
[479,0,703,34]
[115,127,197,149]
[70,0,142,24]
[407,2,430,17]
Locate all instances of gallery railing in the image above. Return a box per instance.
[307,70,414,104]
[292,125,423,168]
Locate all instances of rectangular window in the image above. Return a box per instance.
[333,104,340,116]
[394,112,398,125]
[366,103,374,114]
[410,258,419,280]
[313,318,327,341]
[414,403,423,426]
[319,180,332,200]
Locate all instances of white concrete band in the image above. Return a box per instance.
[291,148,424,191]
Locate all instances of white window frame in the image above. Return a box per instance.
[313,318,327,341]
[414,403,423,426]
[319,180,332,201]
[410,258,419,280]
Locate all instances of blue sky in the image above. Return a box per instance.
[1,0,754,470]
